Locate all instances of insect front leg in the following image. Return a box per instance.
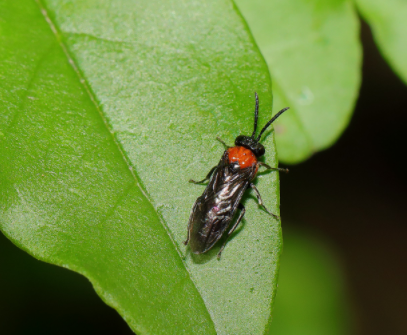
[189,166,217,184]
[250,183,280,220]
[258,162,289,173]
[216,137,230,149]
[217,203,246,259]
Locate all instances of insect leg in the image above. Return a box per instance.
[189,166,217,184]
[258,162,289,173]
[217,203,246,259]
[250,183,280,220]
[216,137,230,149]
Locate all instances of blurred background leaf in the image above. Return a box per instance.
[235,0,361,163]
[356,0,407,85]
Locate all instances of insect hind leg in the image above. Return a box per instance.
[189,166,217,184]
[250,183,280,220]
[217,203,246,259]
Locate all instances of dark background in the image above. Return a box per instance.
[1,23,406,335]
[279,22,407,335]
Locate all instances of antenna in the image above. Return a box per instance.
[251,92,259,139]
[255,107,290,142]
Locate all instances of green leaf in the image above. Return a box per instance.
[355,0,407,85]
[235,0,362,163]
[0,0,282,334]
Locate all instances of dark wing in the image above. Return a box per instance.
[188,152,257,254]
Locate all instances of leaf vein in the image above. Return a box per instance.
[33,0,210,325]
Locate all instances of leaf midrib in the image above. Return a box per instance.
[34,0,215,330]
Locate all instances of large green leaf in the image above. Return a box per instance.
[0,0,282,334]
[235,0,361,163]
[355,0,407,85]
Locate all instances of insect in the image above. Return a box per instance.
[184,93,289,259]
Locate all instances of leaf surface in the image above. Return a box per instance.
[235,0,361,163]
[356,0,407,85]
[0,0,282,334]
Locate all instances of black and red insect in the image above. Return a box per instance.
[184,93,289,259]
